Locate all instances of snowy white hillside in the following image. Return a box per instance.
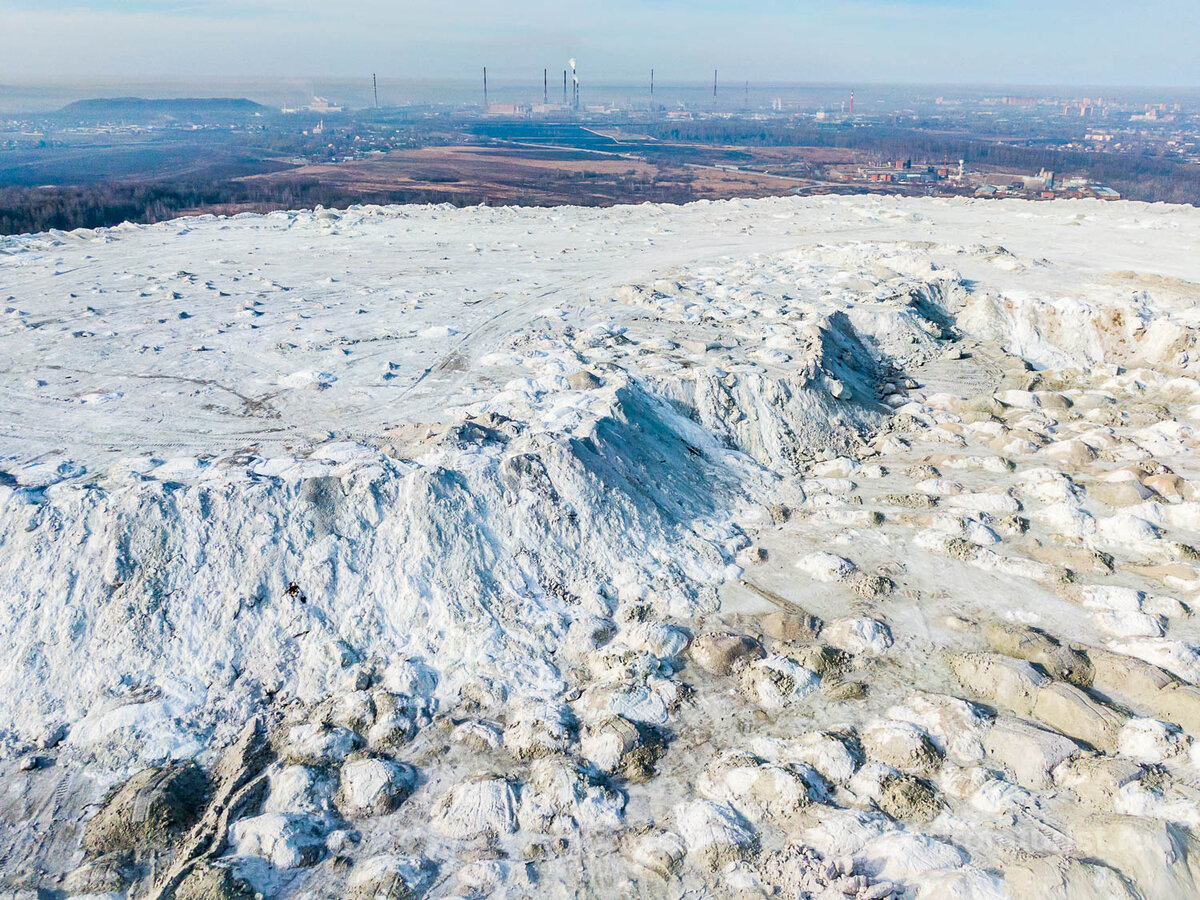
[2,196,1200,898]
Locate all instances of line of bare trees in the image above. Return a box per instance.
[0,168,706,235]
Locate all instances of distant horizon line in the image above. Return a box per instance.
[2,77,1198,93]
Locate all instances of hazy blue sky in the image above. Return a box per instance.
[0,0,1197,86]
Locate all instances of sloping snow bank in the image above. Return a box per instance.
[0,229,967,764]
[0,379,745,761]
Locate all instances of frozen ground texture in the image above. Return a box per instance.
[2,196,1200,898]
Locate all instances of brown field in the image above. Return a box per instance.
[237,145,849,207]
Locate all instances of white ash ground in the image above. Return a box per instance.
[1,196,1200,898]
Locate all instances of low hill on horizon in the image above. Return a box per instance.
[55,96,269,121]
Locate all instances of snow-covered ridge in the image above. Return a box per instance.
[3,196,1200,898]
[0,220,964,754]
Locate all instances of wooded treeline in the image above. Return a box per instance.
[0,180,460,235]
[0,170,702,235]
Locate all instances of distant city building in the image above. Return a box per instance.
[282,97,343,114]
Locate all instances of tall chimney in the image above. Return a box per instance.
[713,69,718,100]
[544,68,548,105]
[373,73,379,109]
[483,67,489,109]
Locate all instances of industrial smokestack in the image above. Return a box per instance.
[544,68,548,105]
[373,74,379,109]
[563,70,568,105]
[570,58,578,109]
[484,66,489,109]
[849,89,854,115]
[713,69,718,100]
[651,68,654,99]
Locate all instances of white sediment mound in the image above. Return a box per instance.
[3,196,1200,898]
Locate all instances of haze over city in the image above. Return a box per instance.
[1,0,1199,85]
